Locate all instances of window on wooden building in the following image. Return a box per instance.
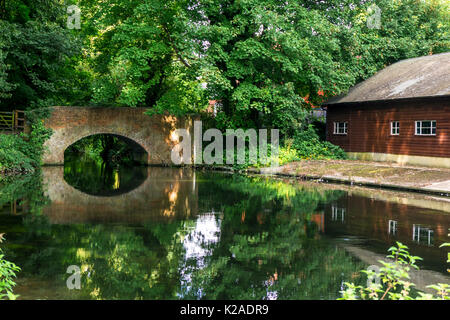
[390,121,400,135]
[333,122,347,135]
[415,120,436,136]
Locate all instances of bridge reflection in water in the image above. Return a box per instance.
[42,166,198,224]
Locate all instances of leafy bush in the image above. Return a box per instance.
[0,134,35,173]
[199,124,346,171]
[24,120,53,165]
[291,125,347,160]
[0,108,52,174]
[340,242,449,300]
[0,235,20,300]
[277,144,300,166]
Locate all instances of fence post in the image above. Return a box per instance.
[12,110,16,133]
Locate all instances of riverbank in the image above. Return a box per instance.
[5,157,450,197]
[249,160,450,197]
[0,121,50,177]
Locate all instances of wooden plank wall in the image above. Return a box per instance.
[326,97,450,158]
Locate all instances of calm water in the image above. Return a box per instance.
[0,160,448,300]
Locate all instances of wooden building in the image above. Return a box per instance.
[324,52,450,168]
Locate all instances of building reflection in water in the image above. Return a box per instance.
[331,205,346,222]
[388,220,397,236]
[413,224,434,246]
[320,191,449,273]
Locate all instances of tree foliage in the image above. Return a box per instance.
[55,0,450,134]
[0,0,83,110]
[77,0,207,111]
[0,1,448,169]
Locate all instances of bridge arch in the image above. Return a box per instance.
[64,132,149,164]
[40,106,196,165]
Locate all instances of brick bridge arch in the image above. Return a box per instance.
[40,106,195,165]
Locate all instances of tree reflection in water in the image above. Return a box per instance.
[63,158,148,196]
[0,168,390,300]
[179,212,222,299]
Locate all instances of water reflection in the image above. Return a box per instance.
[412,225,434,246]
[64,159,148,196]
[0,167,448,300]
[388,220,397,236]
[42,166,198,223]
[180,212,222,299]
[331,205,345,222]
[322,191,449,272]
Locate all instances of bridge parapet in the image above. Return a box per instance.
[42,106,196,165]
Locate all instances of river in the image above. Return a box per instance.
[0,160,448,299]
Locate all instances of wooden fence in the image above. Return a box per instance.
[0,110,25,133]
[0,200,24,215]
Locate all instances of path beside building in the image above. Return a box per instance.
[254,160,450,196]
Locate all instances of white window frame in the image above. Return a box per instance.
[331,205,346,222]
[333,121,347,135]
[390,121,400,135]
[415,120,436,136]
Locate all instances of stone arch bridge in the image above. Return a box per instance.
[39,106,195,165]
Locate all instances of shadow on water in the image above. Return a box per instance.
[63,159,148,196]
[0,165,448,300]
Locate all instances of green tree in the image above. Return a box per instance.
[306,0,450,83]
[0,0,82,110]
[184,0,356,134]
[185,0,449,135]
[78,0,207,111]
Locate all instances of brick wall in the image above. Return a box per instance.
[42,106,196,165]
